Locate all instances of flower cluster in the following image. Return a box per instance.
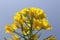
[5,7,56,40]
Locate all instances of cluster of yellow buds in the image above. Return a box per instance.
[5,7,56,40]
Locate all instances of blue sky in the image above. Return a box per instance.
[0,0,60,40]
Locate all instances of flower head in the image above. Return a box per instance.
[22,26,30,35]
[41,18,52,30]
[5,24,14,33]
[35,9,46,19]
[14,15,23,26]
[12,22,20,30]
[5,7,54,40]
[33,19,42,30]
[20,8,29,15]
[13,35,20,40]
[29,8,35,18]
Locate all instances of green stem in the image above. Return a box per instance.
[29,18,33,39]
[24,21,30,27]
[35,29,42,34]
[14,31,27,40]
[34,29,42,39]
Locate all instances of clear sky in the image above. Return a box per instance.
[0,0,60,40]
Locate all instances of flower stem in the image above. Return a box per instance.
[29,18,33,39]
[14,31,27,40]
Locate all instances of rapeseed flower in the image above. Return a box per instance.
[5,7,55,40]
[22,26,30,35]
[20,8,29,15]
[12,22,20,30]
[14,15,23,26]
[5,24,14,33]
[13,35,20,40]
[33,19,42,30]
[35,9,46,19]
[29,8,35,18]
[41,18,52,30]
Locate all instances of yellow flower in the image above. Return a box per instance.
[35,8,41,14]
[42,18,49,26]
[44,24,52,30]
[5,24,14,33]
[45,36,56,40]
[35,9,46,19]
[41,18,52,30]
[22,27,30,35]
[30,8,35,18]
[20,8,29,15]
[27,24,31,27]
[30,34,38,40]
[14,16,21,22]
[16,12,22,17]
[13,35,20,40]
[33,19,42,30]
[12,22,20,30]
[22,16,27,21]
[4,7,54,40]
[14,16,23,25]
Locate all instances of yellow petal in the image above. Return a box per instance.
[5,24,14,33]
[13,35,20,40]
[22,27,30,35]
[12,22,20,30]
[20,8,29,14]
[16,12,21,17]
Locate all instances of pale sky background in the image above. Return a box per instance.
[0,0,60,40]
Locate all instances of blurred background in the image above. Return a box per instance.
[0,0,60,40]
